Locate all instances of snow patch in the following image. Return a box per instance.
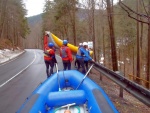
[0,49,24,64]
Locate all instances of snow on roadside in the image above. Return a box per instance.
[0,48,25,64]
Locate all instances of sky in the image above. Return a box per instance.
[23,0,45,17]
[23,0,118,17]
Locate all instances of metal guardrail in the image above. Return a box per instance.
[91,61,150,107]
[128,74,150,84]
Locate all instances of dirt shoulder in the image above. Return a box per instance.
[89,69,150,113]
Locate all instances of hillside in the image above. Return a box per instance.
[25,14,43,49]
[27,14,43,26]
[25,9,89,49]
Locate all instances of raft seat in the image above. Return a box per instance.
[46,90,86,107]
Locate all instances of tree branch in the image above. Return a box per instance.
[119,0,150,24]
[141,0,148,15]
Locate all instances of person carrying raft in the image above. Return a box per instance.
[44,42,57,78]
[76,42,93,74]
[60,40,73,70]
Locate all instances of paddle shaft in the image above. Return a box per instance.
[76,64,94,90]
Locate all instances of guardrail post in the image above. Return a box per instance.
[115,71,124,98]
[99,72,103,81]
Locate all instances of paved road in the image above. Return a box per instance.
[0,49,64,113]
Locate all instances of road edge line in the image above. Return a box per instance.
[0,51,36,88]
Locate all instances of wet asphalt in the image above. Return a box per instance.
[0,49,65,113]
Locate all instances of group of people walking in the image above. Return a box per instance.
[44,37,93,78]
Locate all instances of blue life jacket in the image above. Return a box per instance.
[76,47,92,61]
[77,48,84,57]
[84,50,90,61]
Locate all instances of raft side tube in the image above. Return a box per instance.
[46,90,86,107]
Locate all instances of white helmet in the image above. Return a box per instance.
[79,43,83,46]
[83,42,88,46]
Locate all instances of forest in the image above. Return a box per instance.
[0,0,150,89]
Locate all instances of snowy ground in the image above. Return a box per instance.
[0,49,25,64]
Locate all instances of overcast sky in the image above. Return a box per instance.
[23,0,118,17]
[23,0,45,17]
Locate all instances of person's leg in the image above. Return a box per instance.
[77,59,80,70]
[63,61,67,70]
[75,59,77,67]
[84,61,88,72]
[78,59,86,74]
[49,60,54,76]
[68,61,71,70]
[44,60,49,77]
[54,55,57,63]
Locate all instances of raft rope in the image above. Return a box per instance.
[56,63,61,91]
[62,70,67,90]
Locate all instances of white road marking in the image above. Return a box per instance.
[0,51,36,88]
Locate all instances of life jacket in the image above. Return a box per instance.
[44,48,54,61]
[60,47,68,58]
[77,48,84,57]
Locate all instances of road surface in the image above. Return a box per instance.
[0,49,64,113]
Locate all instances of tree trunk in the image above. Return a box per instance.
[102,0,105,66]
[106,0,118,71]
[102,26,105,66]
[0,0,8,39]
[72,0,76,45]
[133,46,135,76]
[146,23,150,89]
[136,0,141,84]
[91,0,96,61]
[146,0,150,88]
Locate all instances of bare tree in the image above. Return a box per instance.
[91,0,96,61]
[136,0,141,84]
[146,1,150,88]
[72,0,77,45]
[106,0,118,71]
[0,0,8,39]
[119,0,150,88]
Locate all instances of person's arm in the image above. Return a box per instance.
[43,35,48,51]
[82,48,92,61]
[50,49,57,63]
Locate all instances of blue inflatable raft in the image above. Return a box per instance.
[17,70,118,113]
